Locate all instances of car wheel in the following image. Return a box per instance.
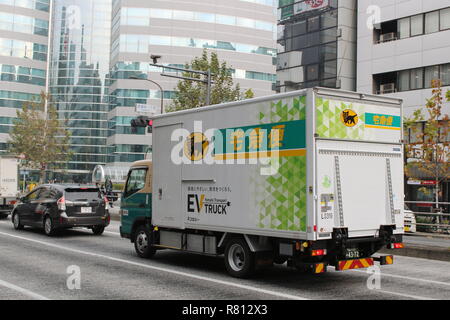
[134,225,156,259]
[44,216,56,237]
[12,212,24,230]
[224,237,255,279]
[92,226,105,235]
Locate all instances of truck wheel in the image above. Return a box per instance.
[44,216,56,237]
[92,226,105,235]
[224,237,255,278]
[134,226,156,259]
[12,212,24,230]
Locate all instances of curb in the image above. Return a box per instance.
[406,232,450,240]
[380,245,450,262]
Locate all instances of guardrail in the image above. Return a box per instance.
[405,201,450,234]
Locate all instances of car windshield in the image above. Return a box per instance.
[65,188,102,202]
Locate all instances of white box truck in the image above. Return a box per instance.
[120,88,405,278]
[0,156,19,219]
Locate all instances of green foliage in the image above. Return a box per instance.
[8,92,72,183]
[404,81,449,193]
[167,50,254,112]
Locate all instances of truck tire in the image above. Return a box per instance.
[92,226,105,235]
[44,216,56,237]
[12,212,24,230]
[224,237,255,278]
[134,225,156,259]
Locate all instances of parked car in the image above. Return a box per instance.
[12,184,110,236]
[404,205,417,233]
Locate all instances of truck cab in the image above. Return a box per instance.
[119,161,152,243]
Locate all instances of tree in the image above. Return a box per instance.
[404,80,450,212]
[167,50,254,112]
[8,92,72,184]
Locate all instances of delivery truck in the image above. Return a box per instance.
[0,156,19,219]
[120,87,405,278]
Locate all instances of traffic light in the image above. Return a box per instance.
[130,116,153,134]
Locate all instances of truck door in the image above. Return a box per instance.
[152,123,183,229]
[316,140,404,238]
[121,166,151,234]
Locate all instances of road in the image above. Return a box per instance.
[0,217,449,301]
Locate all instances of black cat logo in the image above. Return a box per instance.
[341,110,359,127]
[184,133,209,161]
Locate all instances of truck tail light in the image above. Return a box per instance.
[57,197,66,211]
[312,249,327,256]
[390,243,404,249]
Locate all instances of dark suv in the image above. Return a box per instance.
[12,184,110,236]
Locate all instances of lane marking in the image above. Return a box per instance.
[351,269,450,287]
[0,279,49,300]
[376,289,435,300]
[0,231,308,300]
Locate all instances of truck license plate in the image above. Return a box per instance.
[345,248,361,259]
[81,207,92,214]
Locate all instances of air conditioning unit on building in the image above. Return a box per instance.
[379,32,397,43]
[380,83,396,94]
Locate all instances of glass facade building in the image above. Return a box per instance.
[0,0,277,181]
[107,0,277,168]
[276,0,356,92]
[48,0,112,182]
[0,0,50,154]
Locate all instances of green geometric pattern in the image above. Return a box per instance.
[250,96,307,232]
[259,96,306,124]
[257,156,307,231]
[316,98,366,140]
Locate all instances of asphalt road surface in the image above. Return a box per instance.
[0,217,449,300]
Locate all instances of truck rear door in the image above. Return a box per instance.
[315,140,404,239]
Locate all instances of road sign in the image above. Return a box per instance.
[136,104,158,114]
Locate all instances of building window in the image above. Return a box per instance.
[410,68,424,90]
[398,17,410,39]
[306,64,319,81]
[411,14,424,36]
[425,11,439,34]
[441,8,450,30]
[424,65,440,88]
[398,70,410,92]
[441,64,450,86]
[307,16,320,32]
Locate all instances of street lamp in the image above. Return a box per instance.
[129,76,164,115]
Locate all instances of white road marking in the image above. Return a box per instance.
[376,289,435,300]
[0,279,49,300]
[351,269,450,287]
[0,231,308,300]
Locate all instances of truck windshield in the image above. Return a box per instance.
[65,189,102,201]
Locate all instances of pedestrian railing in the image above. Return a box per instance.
[405,201,450,234]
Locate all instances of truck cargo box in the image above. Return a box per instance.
[151,88,404,242]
